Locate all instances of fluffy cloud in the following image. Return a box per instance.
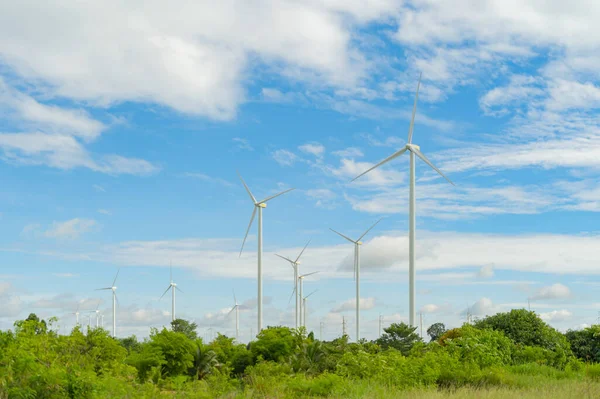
[44,218,97,240]
[530,284,571,301]
[477,264,495,279]
[331,297,376,313]
[539,309,573,322]
[272,149,299,167]
[299,142,325,157]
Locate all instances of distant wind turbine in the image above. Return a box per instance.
[72,303,81,327]
[275,240,311,328]
[298,271,319,327]
[227,290,240,339]
[89,300,101,328]
[96,268,120,337]
[330,218,383,341]
[238,172,295,333]
[302,289,318,329]
[160,262,182,322]
[352,73,455,327]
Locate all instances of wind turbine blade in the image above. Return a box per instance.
[287,286,297,305]
[329,228,356,244]
[233,289,237,305]
[407,72,422,144]
[351,147,408,182]
[96,287,112,291]
[275,254,294,264]
[305,289,318,299]
[175,286,183,293]
[300,271,319,278]
[411,147,455,186]
[239,207,257,257]
[96,300,100,311]
[160,286,171,299]
[114,294,120,307]
[112,268,121,287]
[227,306,236,316]
[357,218,384,242]
[259,188,295,204]
[170,261,172,282]
[295,239,311,263]
[237,171,257,203]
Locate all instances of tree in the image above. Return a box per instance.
[565,325,600,362]
[250,326,299,362]
[474,309,572,367]
[375,322,422,355]
[148,328,195,377]
[171,318,198,340]
[192,339,219,379]
[427,322,446,342]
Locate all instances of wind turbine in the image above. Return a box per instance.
[227,290,240,339]
[96,268,120,337]
[302,289,318,329]
[160,263,182,322]
[275,240,310,328]
[89,300,101,328]
[298,271,319,327]
[352,73,455,327]
[330,218,382,341]
[238,172,295,333]
[72,303,81,327]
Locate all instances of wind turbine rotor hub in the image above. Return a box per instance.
[357,241,363,245]
[406,143,420,151]
[258,202,267,208]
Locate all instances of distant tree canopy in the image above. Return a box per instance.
[376,322,422,355]
[171,318,198,340]
[565,325,600,363]
[427,322,446,342]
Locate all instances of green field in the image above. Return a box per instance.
[3,310,600,398]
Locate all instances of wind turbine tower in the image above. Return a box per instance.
[298,271,319,327]
[161,262,182,322]
[302,290,317,329]
[330,218,383,341]
[352,73,455,327]
[238,172,295,333]
[275,240,310,328]
[96,268,120,337]
[228,290,241,339]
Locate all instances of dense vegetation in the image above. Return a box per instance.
[2,310,600,398]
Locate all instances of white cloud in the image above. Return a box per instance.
[530,283,571,301]
[477,264,495,279]
[44,218,97,240]
[183,172,234,187]
[469,297,500,316]
[232,137,253,151]
[0,283,22,317]
[539,309,573,322]
[93,184,106,193]
[332,297,376,313]
[305,188,337,209]
[299,142,325,157]
[420,304,440,314]
[332,147,363,158]
[272,149,299,167]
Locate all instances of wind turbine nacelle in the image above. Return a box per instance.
[258,203,267,208]
[357,241,363,245]
[296,261,301,265]
[406,144,421,151]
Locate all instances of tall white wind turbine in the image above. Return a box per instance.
[238,172,295,333]
[298,271,319,327]
[96,268,120,337]
[227,290,240,339]
[89,300,101,328]
[330,218,383,341]
[302,289,318,329]
[160,263,182,322]
[275,240,311,328]
[352,73,455,327]
[72,303,81,327]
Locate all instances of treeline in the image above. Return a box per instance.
[1,310,600,398]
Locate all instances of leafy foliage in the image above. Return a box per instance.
[427,322,446,342]
[375,322,422,355]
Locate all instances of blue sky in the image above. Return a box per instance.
[1,1,600,342]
